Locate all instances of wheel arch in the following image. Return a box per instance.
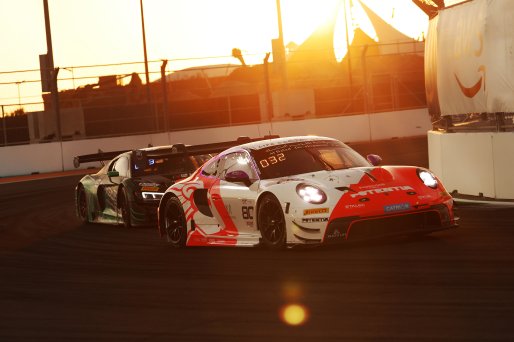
[158,192,178,237]
[255,191,280,231]
[255,191,288,249]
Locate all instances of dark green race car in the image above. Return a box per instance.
[74,143,224,228]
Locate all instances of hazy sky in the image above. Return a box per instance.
[0,0,433,112]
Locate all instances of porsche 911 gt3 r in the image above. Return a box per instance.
[158,136,457,248]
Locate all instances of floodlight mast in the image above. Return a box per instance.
[42,0,62,141]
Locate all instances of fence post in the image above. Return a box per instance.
[160,60,169,132]
[263,53,274,122]
[1,105,6,146]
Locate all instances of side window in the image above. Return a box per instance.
[219,152,257,180]
[113,157,129,178]
[201,158,218,176]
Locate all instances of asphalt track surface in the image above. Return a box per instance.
[1,136,514,341]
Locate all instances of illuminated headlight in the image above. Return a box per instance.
[417,169,438,189]
[141,192,164,200]
[296,184,327,204]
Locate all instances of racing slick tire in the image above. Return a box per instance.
[164,197,187,248]
[257,194,286,250]
[119,189,132,228]
[77,185,90,224]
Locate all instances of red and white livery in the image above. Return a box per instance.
[157,136,457,249]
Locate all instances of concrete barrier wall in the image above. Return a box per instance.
[428,131,514,199]
[0,142,64,176]
[492,134,514,199]
[1,108,431,177]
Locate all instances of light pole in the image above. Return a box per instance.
[42,0,62,141]
[139,1,151,99]
[275,0,288,89]
[343,0,353,86]
[139,0,156,130]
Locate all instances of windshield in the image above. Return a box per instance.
[132,153,212,177]
[251,140,369,179]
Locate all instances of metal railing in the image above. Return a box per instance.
[433,113,514,133]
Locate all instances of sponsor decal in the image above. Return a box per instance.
[141,186,160,192]
[453,29,485,98]
[301,217,329,223]
[326,229,345,239]
[384,202,411,213]
[417,195,432,200]
[139,182,160,187]
[303,208,330,215]
[350,185,414,198]
[345,203,365,209]
[358,183,386,190]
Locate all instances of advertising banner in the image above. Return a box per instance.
[425,0,514,116]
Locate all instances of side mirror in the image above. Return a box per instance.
[367,154,382,166]
[225,170,252,187]
[107,170,120,177]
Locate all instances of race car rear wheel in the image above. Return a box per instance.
[77,186,89,224]
[164,197,187,247]
[258,194,286,250]
[119,190,132,228]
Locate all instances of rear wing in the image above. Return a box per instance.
[73,149,129,168]
[155,135,280,158]
[73,135,279,168]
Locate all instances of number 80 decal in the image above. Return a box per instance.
[242,206,254,219]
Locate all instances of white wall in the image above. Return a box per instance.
[0,142,63,176]
[428,131,514,199]
[1,108,431,177]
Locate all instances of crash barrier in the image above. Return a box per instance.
[428,131,514,200]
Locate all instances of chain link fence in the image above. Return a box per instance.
[0,43,441,146]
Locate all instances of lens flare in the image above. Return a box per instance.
[280,303,309,326]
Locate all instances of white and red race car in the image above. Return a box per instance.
[157,136,457,249]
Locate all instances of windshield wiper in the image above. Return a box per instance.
[306,149,335,171]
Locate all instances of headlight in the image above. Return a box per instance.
[296,184,327,204]
[134,191,164,202]
[417,169,438,189]
[141,191,164,200]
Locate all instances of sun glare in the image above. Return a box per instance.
[280,0,341,46]
[280,304,309,326]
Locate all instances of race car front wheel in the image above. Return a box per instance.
[164,197,187,247]
[77,186,89,224]
[258,194,286,250]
